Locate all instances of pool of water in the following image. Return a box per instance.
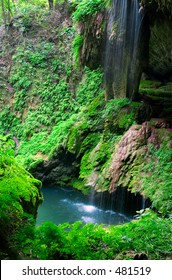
[37,186,130,225]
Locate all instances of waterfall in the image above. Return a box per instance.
[104,0,144,100]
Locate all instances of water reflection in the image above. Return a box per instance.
[37,186,130,226]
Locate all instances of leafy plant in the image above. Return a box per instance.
[140,144,172,216]
[72,0,106,22]
[10,210,172,260]
[0,135,42,258]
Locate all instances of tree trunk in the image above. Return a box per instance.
[48,0,53,10]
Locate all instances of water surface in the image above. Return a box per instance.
[37,186,130,225]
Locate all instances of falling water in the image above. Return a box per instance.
[104,0,144,100]
[91,186,151,217]
[37,186,131,226]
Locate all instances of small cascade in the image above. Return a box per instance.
[89,186,96,205]
[37,186,151,226]
[104,0,144,100]
[37,186,130,226]
[141,196,147,210]
[90,186,151,217]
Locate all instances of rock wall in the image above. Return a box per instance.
[76,0,172,97]
[110,119,172,192]
[77,11,105,69]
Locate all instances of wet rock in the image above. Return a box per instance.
[147,17,172,81]
[77,11,105,69]
[32,146,80,186]
[110,121,172,192]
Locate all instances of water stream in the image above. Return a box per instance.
[37,186,131,226]
[104,0,143,99]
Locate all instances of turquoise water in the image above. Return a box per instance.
[37,185,130,225]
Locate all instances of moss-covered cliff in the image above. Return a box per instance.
[0,0,172,213]
[0,0,172,260]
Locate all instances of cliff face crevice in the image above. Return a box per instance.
[140,0,172,18]
[144,16,172,81]
[77,11,105,69]
[76,0,172,98]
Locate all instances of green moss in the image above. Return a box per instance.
[139,80,172,119]
[139,80,162,89]
[72,179,91,194]
[0,136,43,257]
[67,120,91,155]
[140,144,172,216]
[80,150,95,179]
[72,0,106,22]
[72,34,84,66]
[78,132,120,192]
[103,99,140,134]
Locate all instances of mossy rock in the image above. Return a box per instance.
[67,121,91,155]
[139,80,172,97]
[104,100,146,133]
[147,17,172,80]
[67,93,105,156]
[78,132,119,192]
[139,80,172,119]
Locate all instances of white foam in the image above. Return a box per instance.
[74,203,97,213]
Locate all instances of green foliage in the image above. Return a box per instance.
[12,67,104,168]
[72,0,106,22]
[11,210,172,260]
[17,114,77,168]
[9,212,36,258]
[76,67,103,105]
[1,0,172,262]
[0,0,15,24]
[0,0,48,25]
[0,135,15,158]
[26,43,54,67]
[103,98,131,118]
[0,137,42,215]
[140,144,172,216]
[79,134,101,178]
[0,108,17,134]
[102,98,138,133]
[46,115,78,158]
[0,1,105,169]
[72,34,84,66]
[139,80,172,97]
[0,135,43,257]
[32,221,67,259]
